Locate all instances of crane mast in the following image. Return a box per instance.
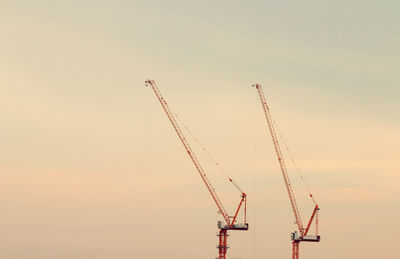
[253,83,320,259]
[145,79,248,259]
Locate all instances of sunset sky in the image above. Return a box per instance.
[1,1,399,258]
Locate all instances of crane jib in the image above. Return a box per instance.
[146,80,248,259]
[146,79,230,224]
[253,83,320,259]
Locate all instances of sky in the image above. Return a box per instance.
[1,0,399,258]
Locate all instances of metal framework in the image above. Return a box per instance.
[253,83,320,259]
[146,79,248,259]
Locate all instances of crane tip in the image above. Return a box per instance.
[145,79,152,86]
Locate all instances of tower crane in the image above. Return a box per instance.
[252,83,320,259]
[145,79,248,259]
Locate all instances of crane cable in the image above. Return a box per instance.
[269,112,318,206]
[170,109,244,194]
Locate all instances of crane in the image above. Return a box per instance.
[252,83,320,259]
[145,79,248,259]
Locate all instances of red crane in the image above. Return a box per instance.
[145,79,248,259]
[253,83,320,259]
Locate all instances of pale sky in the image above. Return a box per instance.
[1,1,399,258]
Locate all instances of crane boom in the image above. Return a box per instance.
[253,83,320,259]
[253,83,304,234]
[146,80,248,259]
[145,79,230,224]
